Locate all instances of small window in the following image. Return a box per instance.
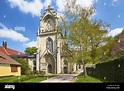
[11,66,18,72]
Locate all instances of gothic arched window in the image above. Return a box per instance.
[46,37,53,52]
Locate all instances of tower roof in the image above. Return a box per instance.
[43,5,57,19]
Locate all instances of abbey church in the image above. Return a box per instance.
[36,6,82,74]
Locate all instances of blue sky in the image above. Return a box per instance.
[0,0,124,53]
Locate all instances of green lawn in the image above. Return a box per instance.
[0,75,56,83]
[0,75,27,83]
[75,75,114,83]
[75,75,103,83]
[23,77,47,83]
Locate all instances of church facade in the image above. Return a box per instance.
[36,6,82,74]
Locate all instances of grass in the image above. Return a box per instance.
[0,75,27,83]
[75,75,102,83]
[92,76,114,83]
[23,77,47,83]
[75,75,111,83]
[0,74,57,83]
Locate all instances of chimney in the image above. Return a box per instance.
[2,40,7,49]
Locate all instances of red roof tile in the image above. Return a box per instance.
[0,46,24,55]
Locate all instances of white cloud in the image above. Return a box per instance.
[56,0,97,20]
[76,0,95,7]
[8,0,97,16]
[24,40,37,47]
[56,0,66,12]
[44,0,52,8]
[108,28,123,37]
[0,23,29,42]
[56,0,97,12]
[8,0,52,16]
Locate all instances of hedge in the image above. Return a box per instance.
[86,56,124,82]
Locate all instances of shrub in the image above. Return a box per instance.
[87,56,124,82]
[38,71,45,76]
[13,58,31,75]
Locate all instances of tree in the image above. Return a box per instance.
[24,46,37,55]
[110,30,124,57]
[61,0,112,77]
[14,58,30,75]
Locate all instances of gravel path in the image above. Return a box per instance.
[40,74,77,83]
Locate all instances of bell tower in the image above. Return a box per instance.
[36,6,61,74]
[39,5,58,33]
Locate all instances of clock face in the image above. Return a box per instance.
[45,19,54,31]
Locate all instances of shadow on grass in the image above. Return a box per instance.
[89,76,114,83]
[89,75,124,83]
[75,75,115,83]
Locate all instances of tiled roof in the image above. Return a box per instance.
[0,52,21,66]
[0,46,24,55]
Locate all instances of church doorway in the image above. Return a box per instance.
[64,67,68,74]
[63,60,68,74]
[48,64,52,73]
[44,53,55,74]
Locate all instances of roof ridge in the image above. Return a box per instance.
[6,47,24,53]
[3,47,9,55]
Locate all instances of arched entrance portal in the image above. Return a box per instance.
[48,64,52,73]
[44,53,55,74]
[63,60,68,74]
[64,67,68,74]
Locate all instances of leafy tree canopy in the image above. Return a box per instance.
[24,46,37,55]
[59,0,112,77]
[14,58,30,75]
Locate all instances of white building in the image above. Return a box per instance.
[36,6,82,74]
[28,54,36,71]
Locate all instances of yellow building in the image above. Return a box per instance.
[0,52,21,77]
